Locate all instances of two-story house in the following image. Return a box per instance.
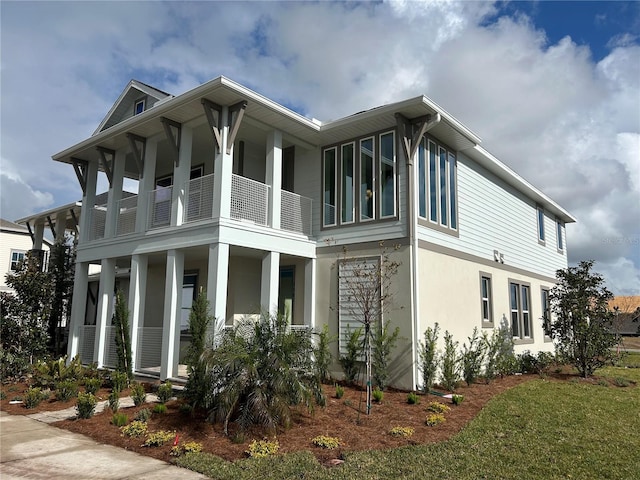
[47,76,574,389]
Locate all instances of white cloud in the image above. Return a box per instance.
[0,169,54,221]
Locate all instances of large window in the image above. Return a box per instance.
[479,273,493,327]
[417,137,457,232]
[10,250,26,270]
[323,131,396,228]
[510,281,532,343]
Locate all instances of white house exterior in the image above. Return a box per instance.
[48,76,574,389]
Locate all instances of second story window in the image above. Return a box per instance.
[537,206,545,244]
[556,219,564,252]
[322,130,396,228]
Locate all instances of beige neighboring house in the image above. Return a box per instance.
[29,76,576,389]
[609,296,640,335]
[0,219,51,294]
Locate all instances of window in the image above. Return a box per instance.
[322,131,396,228]
[180,274,198,333]
[134,99,145,115]
[541,288,552,342]
[537,206,545,244]
[510,281,532,343]
[10,250,26,270]
[556,219,564,252]
[417,137,457,233]
[479,273,493,327]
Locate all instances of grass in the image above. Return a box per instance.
[176,363,640,479]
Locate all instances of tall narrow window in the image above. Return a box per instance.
[180,274,198,333]
[541,288,552,341]
[480,274,493,326]
[510,281,532,342]
[341,143,355,224]
[522,285,531,337]
[556,219,564,251]
[418,138,426,218]
[429,141,437,222]
[380,132,395,218]
[537,206,545,243]
[360,137,374,221]
[449,152,457,229]
[510,283,520,338]
[323,148,337,226]
[439,147,448,226]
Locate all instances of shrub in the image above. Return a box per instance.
[135,408,152,422]
[407,392,419,405]
[171,441,203,457]
[157,382,173,404]
[339,326,363,385]
[335,384,345,399]
[246,439,279,458]
[110,371,128,393]
[113,290,133,381]
[153,403,167,414]
[179,403,193,415]
[76,392,97,419]
[108,390,120,412]
[372,386,383,403]
[84,377,102,395]
[111,412,128,427]
[452,394,464,405]
[389,426,414,438]
[314,324,337,383]
[372,321,400,390]
[461,327,486,386]
[184,290,214,410]
[418,323,440,393]
[484,324,515,381]
[55,380,79,402]
[311,435,341,449]
[143,430,175,447]
[24,387,45,409]
[130,382,146,407]
[440,330,460,392]
[427,401,451,414]
[425,413,446,426]
[0,391,5,400]
[121,420,148,437]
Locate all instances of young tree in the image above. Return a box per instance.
[184,289,214,409]
[547,260,619,378]
[335,242,401,413]
[418,322,440,393]
[113,290,133,382]
[47,238,75,356]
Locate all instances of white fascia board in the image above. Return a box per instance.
[466,145,577,223]
[16,201,82,225]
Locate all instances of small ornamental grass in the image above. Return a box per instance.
[389,426,414,438]
[121,420,148,437]
[407,392,420,404]
[311,435,341,449]
[372,387,383,403]
[171,441,203,457]
[143,430,176,447]
[452,394,464,405]
[425,413,446,427]
[111,412,128,427]
[335,384,345,399]
[153,403,168,414]
[427,401,451,414]
[246,439,280,458]
[135,408,152,422]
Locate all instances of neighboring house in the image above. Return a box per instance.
[609,296,640,335]
[43,76,574,389]
[0,219,51,294]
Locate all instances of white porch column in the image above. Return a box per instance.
[128,254,148,372]
[136,139,158,233]
[160,249,184,380]
[304,258,316,329]
[261,251,280,316]
[94,258,116,368]
[79,161,98,244]
[33,222,45,250]
[171,126,192,227]
[266,130,282,229]
[207,243,229,325]
[67,261,89,360]
[213,106,233,219]
[55,211,67,243]
[105,149,126,238]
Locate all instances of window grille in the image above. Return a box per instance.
[79,326,96,364]
[136,327,163,370]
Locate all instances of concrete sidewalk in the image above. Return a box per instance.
[0,411,208,479]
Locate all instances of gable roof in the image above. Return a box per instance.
[93,79,173,135]
[1,218,30,234]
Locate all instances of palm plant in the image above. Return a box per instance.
[202,312,325,436]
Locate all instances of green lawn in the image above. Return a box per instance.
[177,364,640,480]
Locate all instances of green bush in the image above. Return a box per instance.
[440,330,460,392]
[372,386,383,402]
[339,326,363,385]
[143,430,176,447]
[372,321,400,391]
[246,439,280,457]
[76,392,97,419]
[461,327,486,386]
[313,324,337,383]
[108,390,119,412]
[184,290,214,410]
[157,381,173,404]
[110,371,128,392]
[84,377,102,395]
[111,412,128,427]
[335,384,344,399]
[418,323,440,393]
[24,387,46,409]
[311,435,341,449]
[121,420,148,437]
[407,392,419,405]
[135,408,152,422]
[55,380,79,402]
[153,403,167,414]
[484,324,515,381]
[452,394,464,405]
[130,382,147,407]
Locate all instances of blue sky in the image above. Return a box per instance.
[1,1,639,295]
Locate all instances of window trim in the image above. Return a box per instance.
[134,98,146,115]
[479,272,494,328]
[10,250,26,270]
[537,205,546,245]
[509,279,534,345]
[541,287,553,343]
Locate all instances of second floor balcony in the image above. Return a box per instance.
[88,173,313,242]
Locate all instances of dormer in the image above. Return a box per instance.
[92,79,173,135]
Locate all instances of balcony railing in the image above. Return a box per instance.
[148,186,173,230]
[231,174,269,226]
[117,196,138,236]
[281,190,312,236]
[89,206,107,240]
[184,173,215,223]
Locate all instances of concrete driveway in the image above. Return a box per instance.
[0,411,207,479]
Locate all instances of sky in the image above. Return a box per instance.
[1,0,639,295]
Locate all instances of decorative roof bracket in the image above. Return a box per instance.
[126,133,146,178]
[26,221,34,243]
[395,113,441,163]
[47,215,56,239]
[160,117,182,166]
[96,147,115,187]
[69,208,79,235]
[227,101,247,155]
[71,157,89,194]
[201,99,223,153]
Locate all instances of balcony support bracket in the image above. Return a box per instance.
[126,133,146,178]
[201,99,223,153]
[96,147,116,187]
[160,117,182,166]
[71,157,89,194]
[227,101,247,155]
